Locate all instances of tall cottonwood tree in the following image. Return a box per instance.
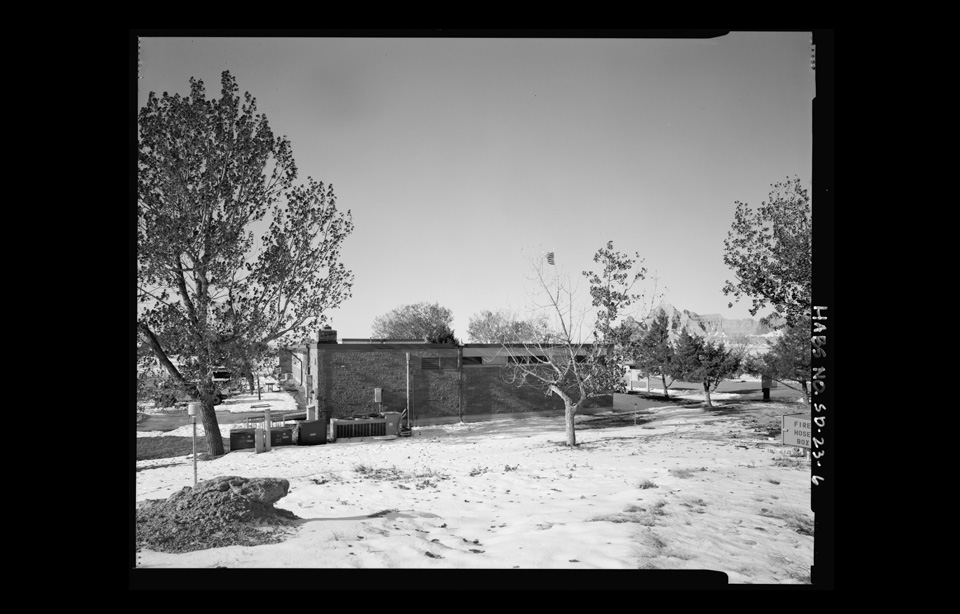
[467,309,550,344]
[371,302,458,343]
[137,71,354,456]
[722,176,812,328]
[504,242,650,446]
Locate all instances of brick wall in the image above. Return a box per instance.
[462,366,565,415]
[313,345,611,421]
[316,346,461,419]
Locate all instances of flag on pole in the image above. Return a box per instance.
[546,252,555,265]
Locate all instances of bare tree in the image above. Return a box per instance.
[502,243,654,446]
[467,309,551,343]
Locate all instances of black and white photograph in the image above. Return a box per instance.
[133,30,833,587]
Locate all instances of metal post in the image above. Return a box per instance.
[458,345,463,423]
[406,353,410,430]
[188,402,200,488]
[192,415,197,487]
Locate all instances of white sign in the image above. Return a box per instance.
[782,413,812,449]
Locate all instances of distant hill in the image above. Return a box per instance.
[623,303,784,353]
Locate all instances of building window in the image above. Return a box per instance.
[507,355,548,364]
[421,356,458,370]
[461,357,483,366]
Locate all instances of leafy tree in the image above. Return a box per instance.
[505,242,649,446]
[669,330,740,408]
[467,309,550,343]
[722,176,812,328]
[371,302,458,343]
[426,323,461,345]
[228,339,278,399]
[751,316,813,403]
[628,309,677,398]
[137,71,355,456]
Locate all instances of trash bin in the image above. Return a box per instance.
[382,411,402,437]
[297,419,327,445]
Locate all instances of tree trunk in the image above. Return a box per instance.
[564,399,577,446]
[646,374,650,393]
[198,394,225,456]
[246,372,255,394]
[801,379,810,405]
[550,384,578,446]
[138,323,188,386]
[661,373,669,398]
[703,381,712,408]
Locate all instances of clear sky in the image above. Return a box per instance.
[136,32,815,341]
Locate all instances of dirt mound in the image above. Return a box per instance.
[135,476,300,554]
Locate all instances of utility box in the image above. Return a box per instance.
[375,387,382,403]
[382,411,402,436]
[230,428,257,451]
[297,419,327,445]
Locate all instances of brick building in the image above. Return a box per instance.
[283,326,610,424]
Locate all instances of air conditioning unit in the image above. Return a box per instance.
[330,417,386,441]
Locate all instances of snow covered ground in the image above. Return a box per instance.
[135,387,816,584]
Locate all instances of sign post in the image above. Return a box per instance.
[782,413,812,449]
[187,402,201,487]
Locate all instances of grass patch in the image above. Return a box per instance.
[773,452,807,468]
[679,497,708,513]
[588,499,666,526]
[353,464,407,481]
[760,506,814,537]
[637,479,659,489]
[640,530,668,551]
[353,463,448,485]
[669,467,708,479]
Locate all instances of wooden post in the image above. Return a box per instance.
[264,408,272,451]
[255,428,265,453]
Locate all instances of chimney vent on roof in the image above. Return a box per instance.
[317,326,338,344]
